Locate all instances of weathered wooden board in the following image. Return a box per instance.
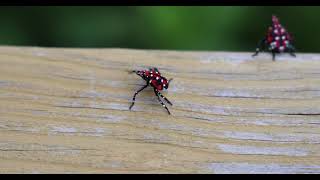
[0,46,320,174]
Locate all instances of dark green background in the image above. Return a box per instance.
[0,6,319,52]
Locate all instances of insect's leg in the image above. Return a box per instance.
[154,88,171,115]
[272,51,276,61]
[157,91,173,106]
[129,70,144,76]
[129,83,149,110]
[128,70,137,74]
[290,51,296,57]
[252,38,266,57]
[288,45,296,57]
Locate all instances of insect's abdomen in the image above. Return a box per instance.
[267,23,292,52]
[143,68,168,91]
[150,75,163,90]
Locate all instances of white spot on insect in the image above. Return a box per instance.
[275,36,280,40]
[150,74,153,77]
[274,29,278,34]
[281,28,285,33]
[156,77,159,80]
[149,80,152,83]
[161,79,164,83]
[279,46,285,51]
[282,35,286,40]
[270,42,276,48]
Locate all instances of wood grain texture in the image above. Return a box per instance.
[0,46,320,174]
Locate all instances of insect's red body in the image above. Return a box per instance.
[129,67,172,115]
[138,68,169,91]
[253,15,296,60]
[266,16,293,52]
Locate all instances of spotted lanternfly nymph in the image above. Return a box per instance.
[129,67,173,115]
[252,15,296,61]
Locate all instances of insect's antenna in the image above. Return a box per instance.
[128,70,137,74]
[168,78,173,85]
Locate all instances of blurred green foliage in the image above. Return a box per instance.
[0,6,319,52]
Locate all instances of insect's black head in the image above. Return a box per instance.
[164,78,173,89]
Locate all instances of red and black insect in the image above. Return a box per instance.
[129,67,173,115]
[252,15,296,61]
